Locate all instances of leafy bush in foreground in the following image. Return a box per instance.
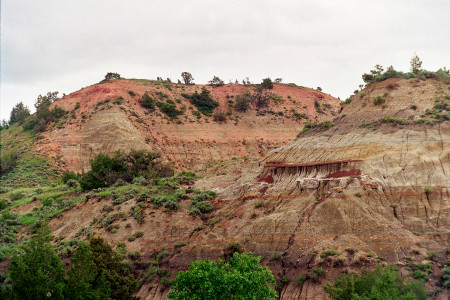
[168,252,277,300]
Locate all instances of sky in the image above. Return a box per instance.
[1,0,450,121]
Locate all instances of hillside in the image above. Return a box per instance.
[1,76,449,299]
[39,79,339,172]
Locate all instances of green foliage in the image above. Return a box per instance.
[23,91,66,132]
[9,102,30,125]
[139,92,155,111]
[61,170,80,183]
[373,96,386,105]
[181,72,194,85]
[7,227,65,299]
[168,252,277,300]
[104,72,121,80]
[65,237,137,300]
[321,249,340,258]
[234,93,252,112]
[296,275,305,286]
[324,265,426,300]
[261,78,274,89]
[299,121,335,134]
[79,150,173,190]
[410,54,422,73]
[207,76,225,87]
[189,88,219,116]
[0,151,20,177]
[381,117,409,126]
[156,101,184,118]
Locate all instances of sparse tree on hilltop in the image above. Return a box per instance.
[181,72,194,85]
[410,54,423,73]
[207,76,225,87]
[9,102,30,125]
[274,78,283,84]
[104,72,121,80]
[261,78,274,89]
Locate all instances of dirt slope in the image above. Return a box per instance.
[37,79,339,172]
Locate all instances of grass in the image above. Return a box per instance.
[298,121,335,135]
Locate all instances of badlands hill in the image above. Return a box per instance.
[1,76,449,299]
[45,77,450,299]
[39,79,339,172]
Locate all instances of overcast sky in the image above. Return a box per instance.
[1,0,450,121]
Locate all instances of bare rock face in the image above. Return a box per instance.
[39,80,339,172]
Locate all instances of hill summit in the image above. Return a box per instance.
[38,78,340,172]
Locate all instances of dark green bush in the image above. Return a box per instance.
[373,96,386,105]
[189,88,219,116]
[139,92,155,111]
[79,150,173,190]
[156,101,183,118]
[234,93,252,111]
[0,151,20,176]
[261,78,274,89]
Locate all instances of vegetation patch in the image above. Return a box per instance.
[299,121,335,135]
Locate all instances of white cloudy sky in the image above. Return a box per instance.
[1,0,450,121]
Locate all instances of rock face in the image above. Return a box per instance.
[39,79,339,172]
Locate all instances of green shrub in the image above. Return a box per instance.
[168,252,276,299]
[165,199,179,211]
[66,179,79,188]
[299,121,335,134]
[189,88,219,116]
[139,92,155,111]
[156,101,183,118]
[321,249,340,258]
[381,117,409,125]
[373,96,386,105]
[193,201,213,213]
[324,265,426,300]
[174,241,187,248]
[234,93,252,112]
[0,151,20,176]
[296,275,305,286]
[280,275,291,284]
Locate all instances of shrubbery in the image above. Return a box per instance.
[0,151,20,177]
[23,92,66,132]
[234,93,252,112]
[156,101,183,118]
[139,92,155,111]
[168,252,277,300]
[9,102,30,125]
[79,150,173,190]
[361,56,450,86]
[1,228,137,300]
[324,265,426,300]
[207,76,225,87]
[187,88,219,116]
